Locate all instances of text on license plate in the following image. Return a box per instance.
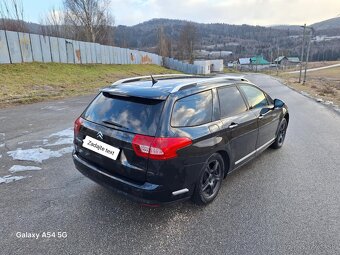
[82,136,120,160]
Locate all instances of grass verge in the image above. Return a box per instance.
[278,65,340,106]
[0,63,180,108]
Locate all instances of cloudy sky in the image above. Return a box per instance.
[22,0,340,26]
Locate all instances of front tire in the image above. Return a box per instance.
[192,153,224,205]
[271,118,288,149]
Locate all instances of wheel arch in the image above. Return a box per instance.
[284,112,290,124]
[215,150,231,178]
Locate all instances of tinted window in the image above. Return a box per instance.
[171,90,213,127]
[83,92,164,136]
[239,85,268,109]
[217,86,247,118]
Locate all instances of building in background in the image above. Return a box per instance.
[193,59,224,74]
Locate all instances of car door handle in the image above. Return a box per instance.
[228,123,239,129]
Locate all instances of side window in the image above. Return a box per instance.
[217,86,247,118]
[239,85,268,109]
[171,90,213,127]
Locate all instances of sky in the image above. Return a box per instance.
[21,0,340,26]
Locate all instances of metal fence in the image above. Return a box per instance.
[163,57,204,75]
[0,30,206,74]
[0,30,161,65]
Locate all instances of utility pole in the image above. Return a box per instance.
[303,28,314,84]
[299,24,306,83]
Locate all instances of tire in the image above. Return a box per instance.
[271,118,288,149]
[192,153,224,205]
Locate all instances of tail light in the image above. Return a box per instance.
[132,134,192,160]
[74,117,83,137]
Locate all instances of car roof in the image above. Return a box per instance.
[102,74,251,100]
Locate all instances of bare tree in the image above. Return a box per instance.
[63,0,114,44]
[0,0,27,32]
[177,22,197,63]
[157,26,171,57]
[40,7,66,38]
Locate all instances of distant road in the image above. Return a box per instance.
[287,63,340,74]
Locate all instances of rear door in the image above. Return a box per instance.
[75,92,165,183]
[217,86,258,166]
[238,84,280,150]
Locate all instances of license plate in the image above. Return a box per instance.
[82,136,120,160]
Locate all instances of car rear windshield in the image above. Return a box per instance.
[83,92,164,136]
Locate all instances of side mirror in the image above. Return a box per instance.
[274,99,285,108]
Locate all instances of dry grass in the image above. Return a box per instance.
[224,67,241,73]
[278,64,340,105]
[0,63,180,107]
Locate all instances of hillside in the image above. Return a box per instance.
[312,17,340,30]
[272,17,340,31]
[114,18,340,61]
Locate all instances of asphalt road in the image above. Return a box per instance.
[287,63,340,73]
[1,74,339,255]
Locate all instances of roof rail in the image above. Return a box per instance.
[111,74,196,85]
[170,76,249,93]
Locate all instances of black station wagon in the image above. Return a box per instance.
[73,74,289,205]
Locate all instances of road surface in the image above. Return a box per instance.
[287,63,340,73]
[1,74,339,255]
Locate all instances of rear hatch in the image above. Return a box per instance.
[75,91,165,183]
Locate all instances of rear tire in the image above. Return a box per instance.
[271,118,288,149]
[192,153,224,205]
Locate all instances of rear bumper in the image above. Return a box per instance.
[72,153,192,205]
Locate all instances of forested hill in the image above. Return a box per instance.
[114,17,340,61]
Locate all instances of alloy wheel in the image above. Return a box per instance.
[277,121,287,146]
[201,159,222,199]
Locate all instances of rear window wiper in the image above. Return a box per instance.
[102,120,129,130]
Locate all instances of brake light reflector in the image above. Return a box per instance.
[132,135,192,160]
[74,117,83,137]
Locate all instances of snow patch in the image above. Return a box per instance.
[0,175,26,184]
[9,165,42,173]
[46,128,73,146]
[0,143,4,148]
[49,128,73,138]
[17,139,48,145]
[41,106,67,111]
[46,137,73,146]
[7,146,73,163]
[57,146,74,154]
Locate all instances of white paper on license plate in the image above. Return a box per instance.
[82,136,120,160]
